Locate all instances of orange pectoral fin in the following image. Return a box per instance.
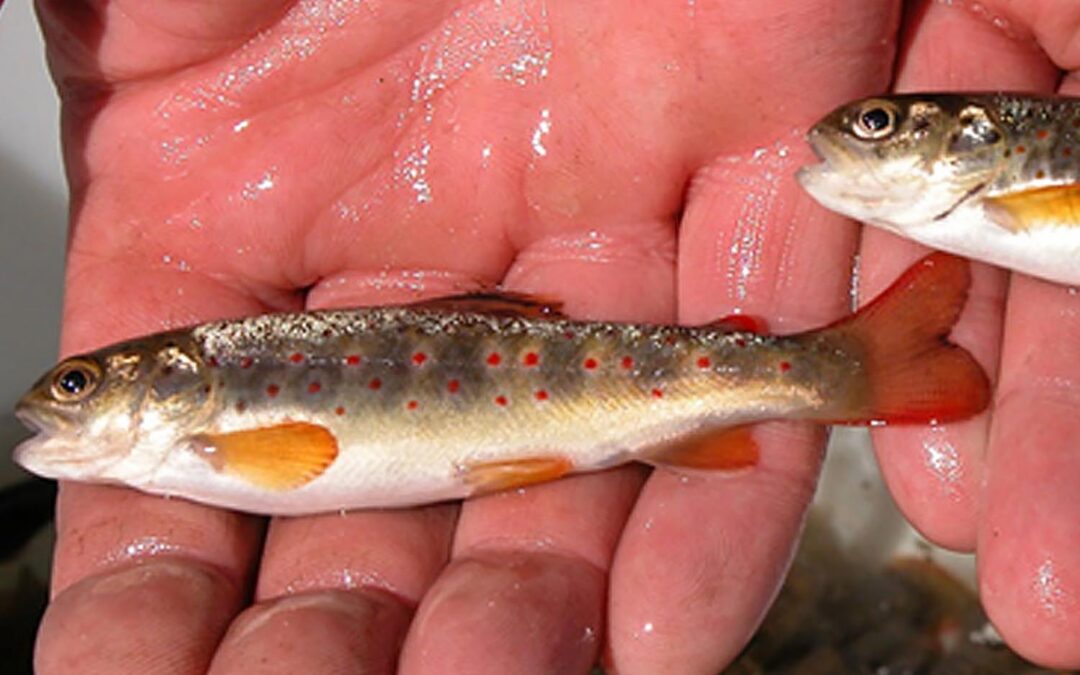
[462,456,574,496]
[985,184,1080,232]
[192,422,339,490]
[647,425,760,471]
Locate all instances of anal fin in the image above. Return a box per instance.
[647,425,760,470]
[462,456,574,495]
[192,422,339,490]
[985,184,1080,232]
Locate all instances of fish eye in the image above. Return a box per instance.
[853,103,897,140]
[51,360,101,402]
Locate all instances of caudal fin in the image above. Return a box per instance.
[820,253,990,425]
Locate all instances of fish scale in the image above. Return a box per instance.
[984,94,1080,193]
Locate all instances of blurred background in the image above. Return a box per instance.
[0,1,65,670]
[0,2,66,471]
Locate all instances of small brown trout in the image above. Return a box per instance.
[14,254,989,515]
[798,93,1080,286]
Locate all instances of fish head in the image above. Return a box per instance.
[797,95,1007,231]
[13,332,216,483]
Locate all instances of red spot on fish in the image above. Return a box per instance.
[448,379,461,393]
[289,352,304,364]
[1073,118,1080,128]
[267,384,280,397]
[322,328,333,338]
[308,382,322,394]
[779,361,792,373]
[621,356,634,369]
[407,400,419,410]
[564,331,575,340]
[495,395,508,407]
[412,352,428,366]
[651,388,664,399]
[583,357,598,370]
[235,400,247,413]
[697,356,711,369]
[240,356,253,369]
[1036,129,1049,140]
[523,352,540,367]
[345,354,361,366]
[1065,147,1073,157]
[664,335,677,345]
[369,378,382,390]
[208,356,219,368]
[1015,144,1026,154]
[335,406,345,416]
[487,352,502,366]
[535,389,549,401]
[735,337,748,348]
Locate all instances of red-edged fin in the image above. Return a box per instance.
[409,291,565,319]
[462,456,574,495]
[646,425,759,470]
[192,422,339,490]
[706,314,769,334]
[984,184,1080,232]
[816,253,990,425]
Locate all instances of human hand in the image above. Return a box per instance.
[30,1,1077,673]
[854,2,1080,668]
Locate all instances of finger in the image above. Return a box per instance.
[207,589,412,675]
[44,474,261,675]
[978,10,1080,664]
[979,278,1080,667]
[607,130,860,671]
[37,560,242,675]
[858,235,1004,550]
[606,3,906,666]
[398,224,675,675]
[860,0,1058,550]
[239,506,456,672]
[211,276,466,672]
[36,0,296,82]
[41,264,269,675]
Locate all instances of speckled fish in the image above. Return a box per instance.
[13,254,988,516]
[798,93,1080,286]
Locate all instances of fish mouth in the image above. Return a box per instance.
[802,125,851,168]
[797,126,844,191]
[13,400,64,436]
[15,404,41,430]
[11,404,84,475]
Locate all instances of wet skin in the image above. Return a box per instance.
[32,1,1080,673]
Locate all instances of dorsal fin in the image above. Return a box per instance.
[705,313,770,334]
[408,291,566,319]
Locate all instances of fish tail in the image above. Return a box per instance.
[818,252,990,425]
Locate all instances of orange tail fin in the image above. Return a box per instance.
[818,253,990,425]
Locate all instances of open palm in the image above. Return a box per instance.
[34,1,1079,672]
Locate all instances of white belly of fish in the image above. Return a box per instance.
[871,202,1080,287]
